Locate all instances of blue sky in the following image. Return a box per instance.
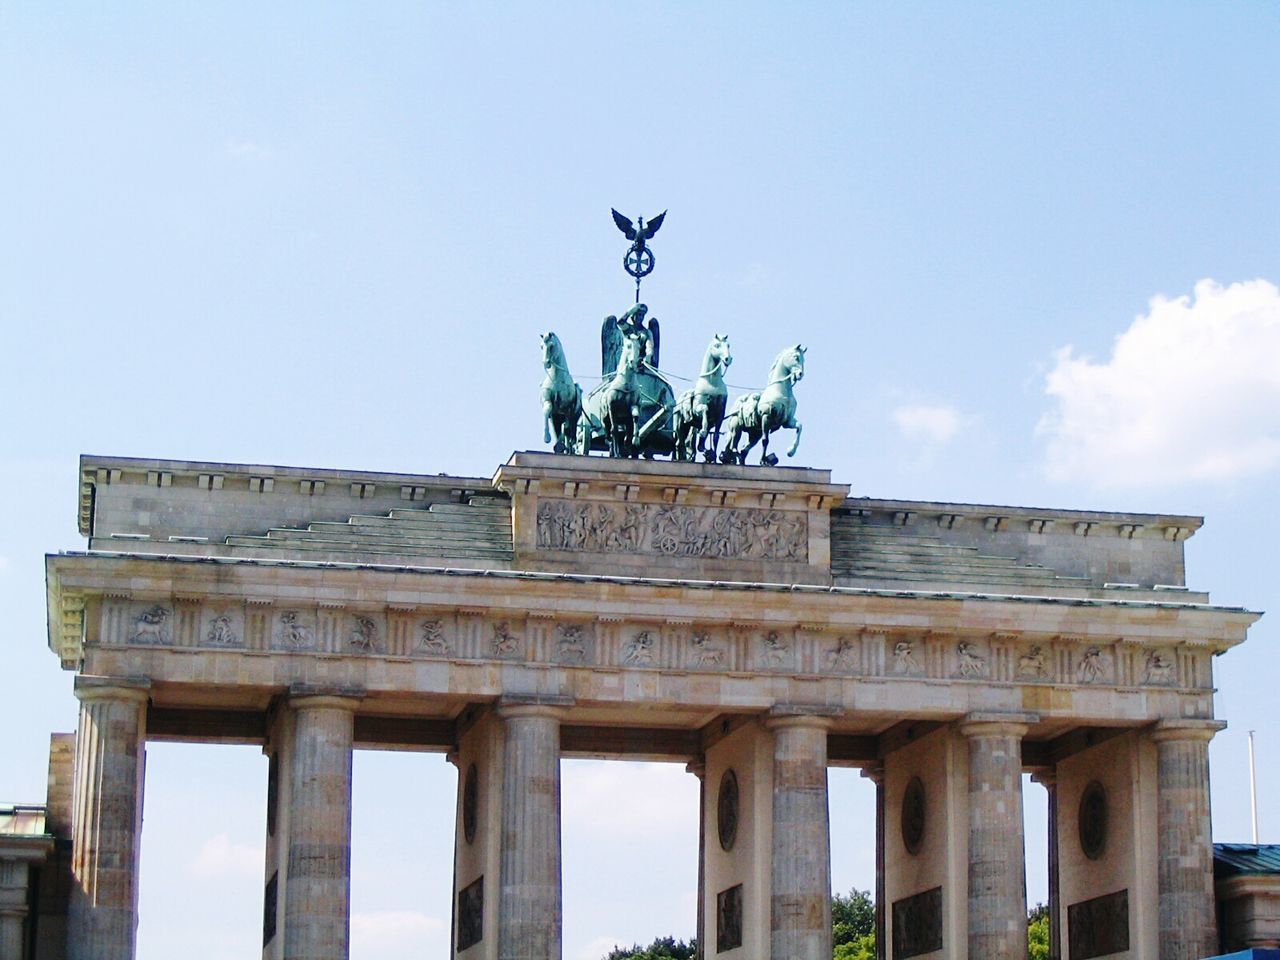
[2,4,1277,957]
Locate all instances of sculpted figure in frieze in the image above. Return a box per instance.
[418,619,451,656]
[827,636,858,672]
[491,622,521,658]
[348,616,379,652]
[1078,646,1110,684]
[1018,644,1048,679]
[623,630,656,665]
[893,640,922,675]
[759,630,790,668]
[205,614,240,647]
[556,624,587,663]
[690,630,725,668]
[130,605,171,645]
[277,611,314,650]
[957,641,988,678]
[1144,649,1176,685]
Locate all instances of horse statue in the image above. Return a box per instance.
[673,334,733,462]
[721,344,806,466]
[580,334,645,457]
[539,332,582,454]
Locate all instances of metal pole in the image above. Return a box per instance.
[1249,730,1260,844]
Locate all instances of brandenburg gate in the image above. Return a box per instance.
[45,449,1257,959]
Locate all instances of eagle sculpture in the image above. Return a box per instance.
[611,209,667,251]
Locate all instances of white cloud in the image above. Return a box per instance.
[225,139,271,159]
[892,404,964,444]
[187,833,261,879]
[1038,278,1280,488]
[351,911,446,955]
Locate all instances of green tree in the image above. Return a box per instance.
[602,936,697,960]
[1027,902,1050,960]
[832,887,875,959]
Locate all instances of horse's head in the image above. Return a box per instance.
[540,331,563,365]
[708,333,733,370]
[619,334,643,372]
[772,343,805,384]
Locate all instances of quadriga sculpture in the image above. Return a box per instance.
[539,332,582,454]
[721,344,805,466]
[673,334,733,462]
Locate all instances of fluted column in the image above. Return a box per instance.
[1030,771,1061,960]
[1151,719,1225,960]
[765,713,833,960]
[860,763,886,960]
[497,702,566,960]
[686,760,706,960]
[959,713,1033,960]
[68,677,149,960]
[283,693,359,960]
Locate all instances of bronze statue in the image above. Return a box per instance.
[721,345,805,466]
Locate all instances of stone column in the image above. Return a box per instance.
[859,764,886,960]
[282,693,359,960]
[1029,771,1060,960]
[0,901,25,960]
[765,713,834,960]
[1150,719,1225,960]
[686,760,706,960]
[497,702,566,960]
[959,713,1033,960]
[68,677,149,960]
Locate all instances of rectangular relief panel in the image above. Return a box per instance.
[457,875,484,952]
[716,883,743,953]
[891,886,942,959]
[1067,888,1129,960]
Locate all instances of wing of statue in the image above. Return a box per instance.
[646,316,660,369]
[611,209,637,241]
[601,315,622,377]
[641,210,666,240]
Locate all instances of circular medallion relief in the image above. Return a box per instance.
[717,769,740,852]
[901,776,926,855]
[462,764,479,845]
[1079,780,1108,861]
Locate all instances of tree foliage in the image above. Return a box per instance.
[599,894,1053,960]
[1027,903,1050,960]
[602,936,697,960]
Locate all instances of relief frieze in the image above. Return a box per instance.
[535,498,807,562]
[86,597,1207,699]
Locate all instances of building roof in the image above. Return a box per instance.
[1215,843,1280,877]
[0,803,48,838]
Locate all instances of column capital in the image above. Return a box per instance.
[957,711,1037,739]
[765,703,840,731]
[73,675,150,704]
[859,762,885,786]
[1149,718,1226,744]
[1030,769,1057,788]
[287,683,363,712]
[685,760,706,779]
[495,694,572,721]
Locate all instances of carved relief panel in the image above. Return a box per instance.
[535,499,808,562]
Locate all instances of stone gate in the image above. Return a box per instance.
[41,451,1258,959]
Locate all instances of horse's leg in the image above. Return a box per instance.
[787,418,803,457]
[543,399,554,445]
